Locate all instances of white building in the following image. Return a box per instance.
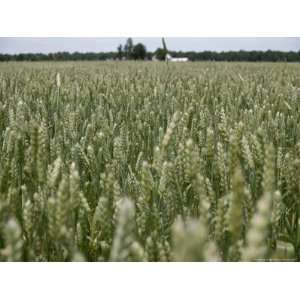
[152,53,189,62]
[165,52,188,62]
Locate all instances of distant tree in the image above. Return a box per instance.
[117,44,123,60]
[124,38,134,59]
[132,43,147,60]
[146,52,153,60]
[154,48,167,61]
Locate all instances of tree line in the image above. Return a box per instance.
[1,38,299,62]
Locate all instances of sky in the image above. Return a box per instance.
[0,38,299,54]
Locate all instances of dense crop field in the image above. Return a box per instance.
[0,61,299,261]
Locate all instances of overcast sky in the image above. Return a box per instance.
[0,38,299,54]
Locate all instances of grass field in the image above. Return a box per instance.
[0,61,299,261]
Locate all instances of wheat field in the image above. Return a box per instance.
[0,61,299,261]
